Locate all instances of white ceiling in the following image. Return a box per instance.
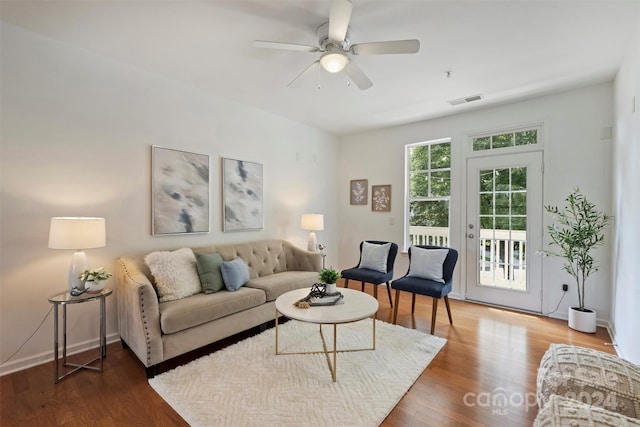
[1,1,639,136]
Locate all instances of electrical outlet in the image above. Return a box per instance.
[562,284,568,292]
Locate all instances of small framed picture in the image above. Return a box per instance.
[372,185,391,212]
[350,179,368,205]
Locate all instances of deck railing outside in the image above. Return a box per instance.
[408,226,449,247]
[409,226,527,290]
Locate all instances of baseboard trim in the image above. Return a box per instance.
[0,332,120,377]
[605,323,624,358]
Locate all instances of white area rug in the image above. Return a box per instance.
[149,319,446,426]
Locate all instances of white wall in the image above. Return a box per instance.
[612,33,640,364]
[339,84,614,323]
[0,23,339,375]
[1,18,632,377]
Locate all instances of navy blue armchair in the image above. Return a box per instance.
[341,240,398,307]
[391,245,458,334]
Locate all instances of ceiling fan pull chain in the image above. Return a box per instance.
[346,62,351,87]
[318,63,322,90]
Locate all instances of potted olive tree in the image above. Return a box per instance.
[542,188,609,333]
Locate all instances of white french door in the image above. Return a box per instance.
[465,152,543,313]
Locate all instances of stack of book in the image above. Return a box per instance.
[308,292,344,306]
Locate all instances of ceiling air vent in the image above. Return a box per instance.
[448,94,483,106]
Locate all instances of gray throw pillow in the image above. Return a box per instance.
[408,247,449,283]
[220,257,250,292]
[358,242,391,273]
[195,252,225,294]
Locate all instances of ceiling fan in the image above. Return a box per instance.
[252,0,420,90]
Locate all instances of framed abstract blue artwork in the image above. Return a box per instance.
[222,157,263,232]
[151,145,210,235]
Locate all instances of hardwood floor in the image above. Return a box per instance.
[1,284,614,426]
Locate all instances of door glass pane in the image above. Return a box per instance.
[511,167,527,190]
[495,193,510,215]
[512,216,526,231]
[512,192,526,215]
[480,215,493,229]
[479,170,494,192]
[495,168,510,190]
[480,194,493,215]
[478,166,527,291]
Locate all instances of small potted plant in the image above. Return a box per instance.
[79,267,112,293]
[541,188,609,333]
[319,267,340,295]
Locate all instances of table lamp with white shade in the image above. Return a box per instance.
[300,213,324,252]
[48,217,106,293]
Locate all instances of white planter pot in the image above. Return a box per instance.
[86,280,104,293]
[325,283,338,295]
[568,307,596,333]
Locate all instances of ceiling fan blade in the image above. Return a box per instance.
[348,61,373,90]
[252,40,320,52]
[351,39,420,55]
[328,0,353,42]
[287,60,320,88]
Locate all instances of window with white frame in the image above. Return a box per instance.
[471,126,540,152]
[405,139,451,248]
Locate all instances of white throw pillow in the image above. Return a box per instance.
[145,248,201,302]
[408,247,449,283]
[358,242,391,273]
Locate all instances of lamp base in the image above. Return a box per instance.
[307,232,318,252]
[68,251,88,293]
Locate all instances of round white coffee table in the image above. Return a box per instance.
[275,287,379,382]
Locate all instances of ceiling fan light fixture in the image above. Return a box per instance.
[320,52,348,73]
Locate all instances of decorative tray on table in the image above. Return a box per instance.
[294,283,344,308]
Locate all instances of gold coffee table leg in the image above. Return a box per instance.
[275,308,279,355]
[333,324,337,382]
[319,324,338,382]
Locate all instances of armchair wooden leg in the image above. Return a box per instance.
[411,294,416,314]
[385,281,393,308]
[373,284,378,300]
[361,281,365,292]
[392,290,401,324]
[444,295,453,324]
[430,298,438,335]
[344,279,349,288]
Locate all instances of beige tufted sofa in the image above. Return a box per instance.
[116,239,321,377]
